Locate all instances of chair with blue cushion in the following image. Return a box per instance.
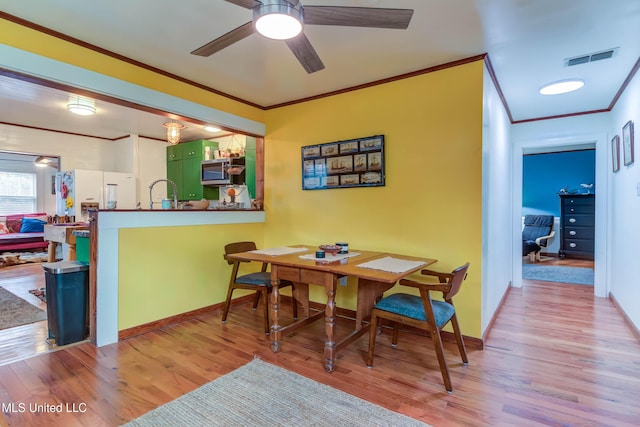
[222,241,297,335]
[367,263,470,393]
[522,214,555,262]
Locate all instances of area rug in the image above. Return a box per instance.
[29,287,46,303]
[0,286,47,330]
[122,358,430,427]
[522,265,594,285]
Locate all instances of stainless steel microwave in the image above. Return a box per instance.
[201,157,245,186]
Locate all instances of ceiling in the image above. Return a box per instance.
[0,0,639,142]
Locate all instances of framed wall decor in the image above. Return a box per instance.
[611,135,620,172]
[623,120,634,166]
[302,135,385,190]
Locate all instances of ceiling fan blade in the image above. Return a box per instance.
[224,0,261,9]
[303,6,413,29]
[191,22,255,57]
[285,33,325,74]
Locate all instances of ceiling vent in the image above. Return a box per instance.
[566,48,617,67]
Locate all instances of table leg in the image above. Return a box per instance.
[270,266,281,353]
[292,282,309,319]
[324,278,337,372]
[356,279,395,330]
[67,243,77,261]
[47,242,57,262]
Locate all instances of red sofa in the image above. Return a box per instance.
[0,213,50,252]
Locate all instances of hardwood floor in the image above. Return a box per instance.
[1,260,639,426]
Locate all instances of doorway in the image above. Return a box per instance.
[521,148,596,285]
[512,133,608,298]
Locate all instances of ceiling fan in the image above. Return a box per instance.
[191,0,414,74]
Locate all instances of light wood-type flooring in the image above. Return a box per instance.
[1,259,639,426]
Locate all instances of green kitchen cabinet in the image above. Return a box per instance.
[166,140,218,201]
[244,137,257,199]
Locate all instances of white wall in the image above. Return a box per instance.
[0,124,168,210]
[609,68,640,331]
[511,115,610,298]
[482,63,513,334]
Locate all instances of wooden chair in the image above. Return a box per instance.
[367,262,470,393]
[222,241,297,335]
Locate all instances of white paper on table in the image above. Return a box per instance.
[299,252,361,262]
[356,256,427,273]
[250,247,309,256]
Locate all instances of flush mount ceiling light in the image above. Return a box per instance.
[204,125,221,132]
[163,121,185,145]
[67,95,96,115]
[254,1,303,40]
[539,79,585,95]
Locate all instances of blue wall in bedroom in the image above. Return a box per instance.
[523,149,595,217]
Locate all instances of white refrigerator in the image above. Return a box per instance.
[55,169,136,220]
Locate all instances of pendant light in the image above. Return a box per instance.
[163,121,185,145]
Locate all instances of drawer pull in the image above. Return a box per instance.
[570,208,575,212]
[569,218,576,223]
[569,231,576,236]
[569,243,577,248]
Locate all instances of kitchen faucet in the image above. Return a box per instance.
[149,178,178,210]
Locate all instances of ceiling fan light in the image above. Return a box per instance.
[35,156,58,168]
[539,79,585,95]
[67,95,96,115]
[254,3,303,40]
[163,121,185,145]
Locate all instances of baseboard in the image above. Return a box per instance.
[609,291,640,344]
[482,281,513,343]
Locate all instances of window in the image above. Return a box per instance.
[0,171,37,215]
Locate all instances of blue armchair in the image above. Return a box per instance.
[522,215,555,262]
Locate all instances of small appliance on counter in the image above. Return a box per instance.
[217,184,251,209]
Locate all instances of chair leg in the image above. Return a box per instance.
[391,322,399,348]
[252,291,260,309]
[449,314,468,364]
[367,314,380,367]
[221,286,235,322]
[262,289,270,335]
[430,327,453,393]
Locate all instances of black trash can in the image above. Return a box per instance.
[42,261,89,346]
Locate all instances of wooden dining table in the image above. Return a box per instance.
[225,244,437,372]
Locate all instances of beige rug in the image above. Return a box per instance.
[123,358,430,427]
[0,286,47,330]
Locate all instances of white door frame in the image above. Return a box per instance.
[512,133,608,298]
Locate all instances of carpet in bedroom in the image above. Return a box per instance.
[522,264,594,285]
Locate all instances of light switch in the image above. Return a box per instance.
[637,182,640,197]
[339,277,347,287]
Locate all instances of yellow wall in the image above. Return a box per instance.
[118,223,265,330]
[264,61,484,337]
[0,18,264,123]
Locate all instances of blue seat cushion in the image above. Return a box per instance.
[235,272,292,287]
[522,239,541,255]
[374,293,455,328]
